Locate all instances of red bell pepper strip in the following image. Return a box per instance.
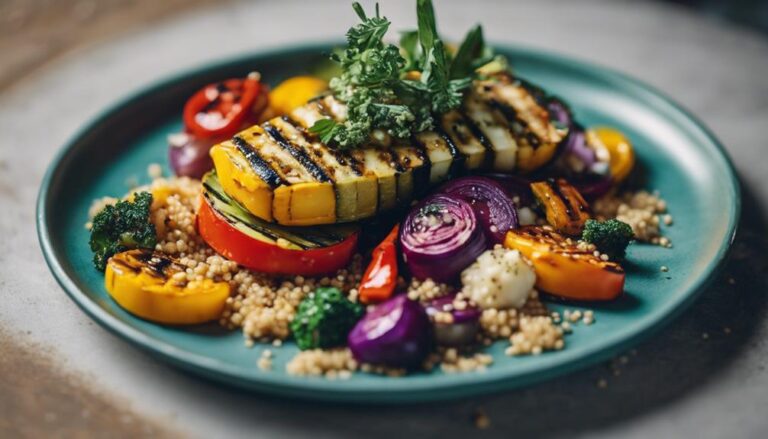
[358,225,400,304]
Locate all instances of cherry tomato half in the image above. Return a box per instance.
[183,72,267,139]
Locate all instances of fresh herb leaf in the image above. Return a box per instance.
[309,1,504,149]
[399,30,421,71]
[451,25,485,79]
[347,2,389,52]
[423,40,470,113]
[416,0,438,58]
[308,118,341,144]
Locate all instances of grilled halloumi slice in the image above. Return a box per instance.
[211,74,568,225]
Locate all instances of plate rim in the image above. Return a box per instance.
[36,41,741,403]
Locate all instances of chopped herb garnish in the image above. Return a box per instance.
[308,118,342,144]
[310,0,503,149]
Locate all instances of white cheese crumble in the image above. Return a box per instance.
[460,246,536,309]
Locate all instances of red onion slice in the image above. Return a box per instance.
[168,132,215,179]
[347,295,432,368]
[424,294,481,324]
[481,173,534,206]
[438,176,518,245]
[424,294,481,346]
[400,194,487,283]
[547,97,572,128]
[575,174,614,200]
[563,128,597,172]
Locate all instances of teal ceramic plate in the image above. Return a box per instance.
[37,44,739,403]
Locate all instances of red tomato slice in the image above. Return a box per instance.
[196,195,358,276]
[183,73,267,139]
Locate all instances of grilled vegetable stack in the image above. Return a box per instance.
[211,73,568,226]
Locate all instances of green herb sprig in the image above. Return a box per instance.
[309,0,498,149]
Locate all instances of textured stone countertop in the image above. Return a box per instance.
[1,0,767,437]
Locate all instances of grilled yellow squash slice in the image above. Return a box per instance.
[211,74,568,226]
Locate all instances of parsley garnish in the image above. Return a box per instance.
[308,0,499,149]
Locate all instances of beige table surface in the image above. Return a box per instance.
[1,0,767,437]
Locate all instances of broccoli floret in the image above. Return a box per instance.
[290,287,363,350]
[582,219,634,260]
[89,191,157,271]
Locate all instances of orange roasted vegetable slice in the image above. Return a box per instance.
[504,226,624,301]
[105,249,230,324]
[531,178,590,235]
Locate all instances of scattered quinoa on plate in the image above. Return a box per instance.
[85,0,674,378]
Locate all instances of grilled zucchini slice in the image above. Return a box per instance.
[202,171,358,249]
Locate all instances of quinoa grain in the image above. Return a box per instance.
[593,190,671,245]
[505,316,565,356]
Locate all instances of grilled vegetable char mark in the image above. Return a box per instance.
[432,124,466,177]
[274,115,379,222]
[458,109,495,169]
[264,123,332,183]
[531,179,591,235]
[548,178,581,221]
[488,99,542,150]
[440,110,487,170]
[516,226,624,274]
[281,116,365,176]
[393,142,431,199]
[232,136,284,188]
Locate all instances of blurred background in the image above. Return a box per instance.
[1,0,768,93]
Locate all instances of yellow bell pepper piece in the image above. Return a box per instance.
[105,249,230,325]
[590,127,635,183]
[270,76,329,115]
